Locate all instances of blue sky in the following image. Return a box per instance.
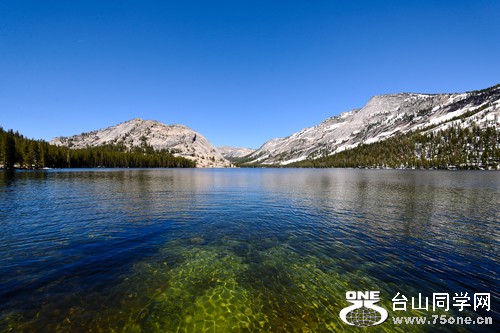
[1,0,499,148]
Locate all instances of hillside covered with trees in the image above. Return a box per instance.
[288,123,499,170]
[0,127,196,169]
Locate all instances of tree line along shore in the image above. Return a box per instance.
[0,127,196,169]
[2,123,499,170]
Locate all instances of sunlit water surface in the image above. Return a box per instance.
[0,169,498,332]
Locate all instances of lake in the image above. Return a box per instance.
[0,169,498,332]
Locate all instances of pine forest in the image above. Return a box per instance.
[0,128,196,169]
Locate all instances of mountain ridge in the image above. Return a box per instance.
[245,84,500,165]
[218,146,256,161]
[47,84,500,169]
[51,118,231,168]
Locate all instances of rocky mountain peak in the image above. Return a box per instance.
[218,146,256,161]
[245,84,500,165]
[51,118,231,168]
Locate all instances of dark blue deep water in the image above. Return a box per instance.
[0,169,498,332]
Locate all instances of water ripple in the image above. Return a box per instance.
[0,169,498,332]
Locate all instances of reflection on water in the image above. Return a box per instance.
[0,169,498,332]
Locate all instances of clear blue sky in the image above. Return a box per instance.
[1,0,499,148]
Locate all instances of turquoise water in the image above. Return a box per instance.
[0,169,498,332]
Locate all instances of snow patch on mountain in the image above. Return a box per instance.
[246,85,500,165]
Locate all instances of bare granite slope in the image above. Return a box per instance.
[218,146,256,160]
[247,85,500,165]
[51,118,231,168]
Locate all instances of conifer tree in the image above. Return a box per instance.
[2,130,17,169]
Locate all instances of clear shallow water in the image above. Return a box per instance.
[0,169,498,332]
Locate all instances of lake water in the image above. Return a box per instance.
[0,169,498,332]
